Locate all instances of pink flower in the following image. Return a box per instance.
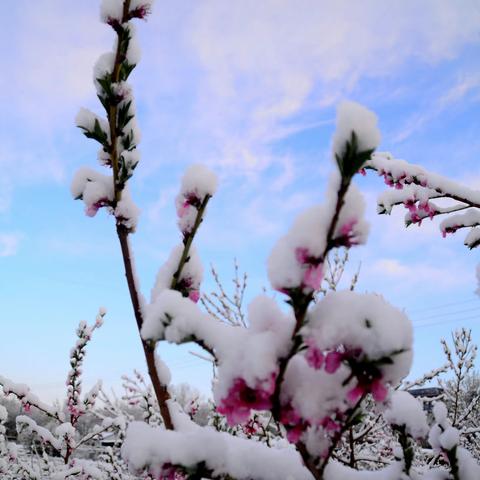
[359,168,367,176]
[286,424,305,443]
[304,264,323,290]
[347,384,365,404]
[403,199,416,214]
[325,351,343,374]
[294,247,324,290]
[347,378,388,404]
[320,416,341,433]
[176,201,190,218]
[188,290,200,303]
[158,464,186,480]
[129,4,152,20]
[305,343,324,370]
[336,219,360,247]
[280,403,308,443]
[295,247,309,263]
[85,199,108,217]
[371,379,388,402]
[23,402,31,413]
[217,375,276,426]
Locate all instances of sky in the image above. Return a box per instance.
[1,0,480,403]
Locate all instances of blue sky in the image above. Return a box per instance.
[1,0,480,402]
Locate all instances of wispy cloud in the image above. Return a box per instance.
[393,73,480,142]
[0,233,22,257]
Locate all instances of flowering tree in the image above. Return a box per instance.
[67,1,480,479]
[0,310,128,479]
[1,0,480,478]
[367,153,480,249]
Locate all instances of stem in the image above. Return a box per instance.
[116,224,174,430]
[348,427,355,468]
[317,394,366,477]
[171,194,211,290]
[105,0,174,430]
[109,0,131,204]
[271,178,352,422]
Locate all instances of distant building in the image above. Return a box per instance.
[409,387,444,413]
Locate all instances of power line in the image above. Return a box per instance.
[413,313,480,329]
[412,306,480,322]
[407,297,478,314]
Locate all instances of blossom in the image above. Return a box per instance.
[305,341,324,370]
[280,403,308,443]
[294,247,324,290]
[188,290,200,303]
[85,199,108,217]
[217,374,276,425]
[336,219,360,247]
[325,351,343,374]
[303,264,323,290]
[347,378,388,404]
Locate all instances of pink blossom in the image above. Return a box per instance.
[320,416,341,433]
[85,199,108,217]
[280,403,308,443]
[359,168,367,176]
[157,464,186,480]
[188,290,200,303]
[176,201,190,218]
[286,424,305,443]
[242,419,259,436]
[23,402,31,413]
[129,4,152,20]
[295,247,309,263]
[217,374,276,425]
[347,384,365,404]
[305,343,324,370]
[304,264,323,290]
[371,379,388,402]
[336,219,360,247]
[404,199,416,214]
[325,351,343,374]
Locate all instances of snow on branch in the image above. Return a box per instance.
[122,421,312,480]
[368,152,480,249]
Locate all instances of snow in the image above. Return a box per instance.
[0,375,63,420]
[377,184,438,215]
[122,421,312,480]
[125,24,142,65]
[179,164,218,199]
[75,107,110,141]
[0,405,7,423]
[465,227,480,248]
[100,0,124,23]
[151,245,203,302]
[384,391,429,439]
[369,152,480,206]
[305,290,413,386]
[440,209,480,233]
[268,174,368,293]
[282,355,350,425]
[93,52,115,92]
[332,101,381,159]
[114,186,141,231]
[175,164,219,233]
[154,354,171,385]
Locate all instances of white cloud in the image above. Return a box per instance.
[0,233,22,257]
[2,1,108,127]
[179,0,480,173]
